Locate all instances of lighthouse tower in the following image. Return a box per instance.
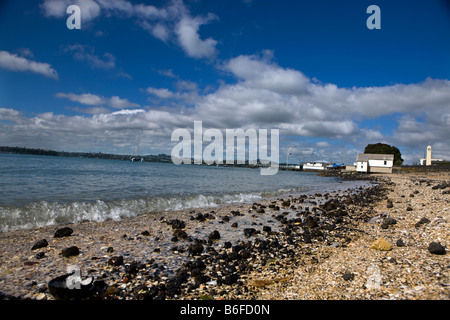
[426,145,432,166]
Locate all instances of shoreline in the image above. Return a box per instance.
[0,171,448,300]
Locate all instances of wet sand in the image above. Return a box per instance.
[0,171,448,300]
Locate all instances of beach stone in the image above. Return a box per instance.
[107,255,124,266]
[170,219,186,229]
[342,272,354,281]
[396,239,405,247]
[61,246,79,257]
[208,230,220,241]
[244,228,257,237]
[415,217,431,228]
[370,238,392,251]
[428,242,446,255]
[54,227,73,238]
[188,242,204,256]
[31,239,48,251]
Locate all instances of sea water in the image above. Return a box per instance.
[0,153,365,232]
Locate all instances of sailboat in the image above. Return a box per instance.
[130,129,144,162]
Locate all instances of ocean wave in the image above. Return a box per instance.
[0,188,310,232]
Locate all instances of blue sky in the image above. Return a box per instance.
[0,0,449,164]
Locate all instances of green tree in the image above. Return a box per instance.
[364,143,404,165]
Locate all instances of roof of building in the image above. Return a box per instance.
[356,153,394,162]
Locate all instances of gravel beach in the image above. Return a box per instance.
[0,170,448,300]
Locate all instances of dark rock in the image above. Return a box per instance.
[238,249,251,259]
[35,252,46,259]
[31,239,48,251]
[428,242,446,255]
[141,231,150,236]
[107,255,124,266]
[415,217,431,228]
[244,228,257,237]
[384,217,397,225]
[386,201,393,208]
[263,226,272,233]
[231,222,238,228]
[221,273,239,285]
[208,230,221,241]
[106,247,114,253]
[188,242,204,256]
[61,246,79,257]
[281,200,291,207]
[406,207,413,211]
[173,229,187,239]
[54,227,73,238]
[170,219,186,229]
[396,239,405,247]
[342,272,354,281]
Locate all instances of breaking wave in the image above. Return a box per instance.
[0,187,310,232]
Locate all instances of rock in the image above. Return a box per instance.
[386,201,393,208]
[238,248,251,259]
[208,230,220,241]
[170,219,186,229]
[188,242,204,256]
[406,207,413,211]
[31,239,48,251]
[35,252,46,259]
[342,272,354,281]
[107,255,124,266]
[54,227,73,238]
[61,246,79,257]
[173,229,188,239]
[415,217,431,228]
[370,238,392,251]
[244,228,257,237]
[384,217,397,225]
[141,231,150,236]
[263,226,272,233]
[428,242,446,255]
[396,239,405,247]
[231,222,238,228]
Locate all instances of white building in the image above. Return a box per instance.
[355,153,394,173]
[419,146,443,166]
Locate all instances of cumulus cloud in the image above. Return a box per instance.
[0,50,58,79]
[3,47,450,162]
[56,92,140,109]
[41,0,101,22]
[175,14,218,59]
[41,0,219,59]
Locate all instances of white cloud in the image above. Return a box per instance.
[146,87,176,99]
[0,50,58,79]
[56,92,140,109]
[175,14,218,59]
[41,0,101,22]
[41,0,219,59]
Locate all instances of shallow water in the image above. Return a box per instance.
[0,153,366,231]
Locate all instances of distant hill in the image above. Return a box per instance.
[0,146,172,162]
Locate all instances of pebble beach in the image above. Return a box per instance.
[0,170,448,300]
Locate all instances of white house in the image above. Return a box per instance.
[355,153,394,173]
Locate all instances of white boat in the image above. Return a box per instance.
[302,160,331,171]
